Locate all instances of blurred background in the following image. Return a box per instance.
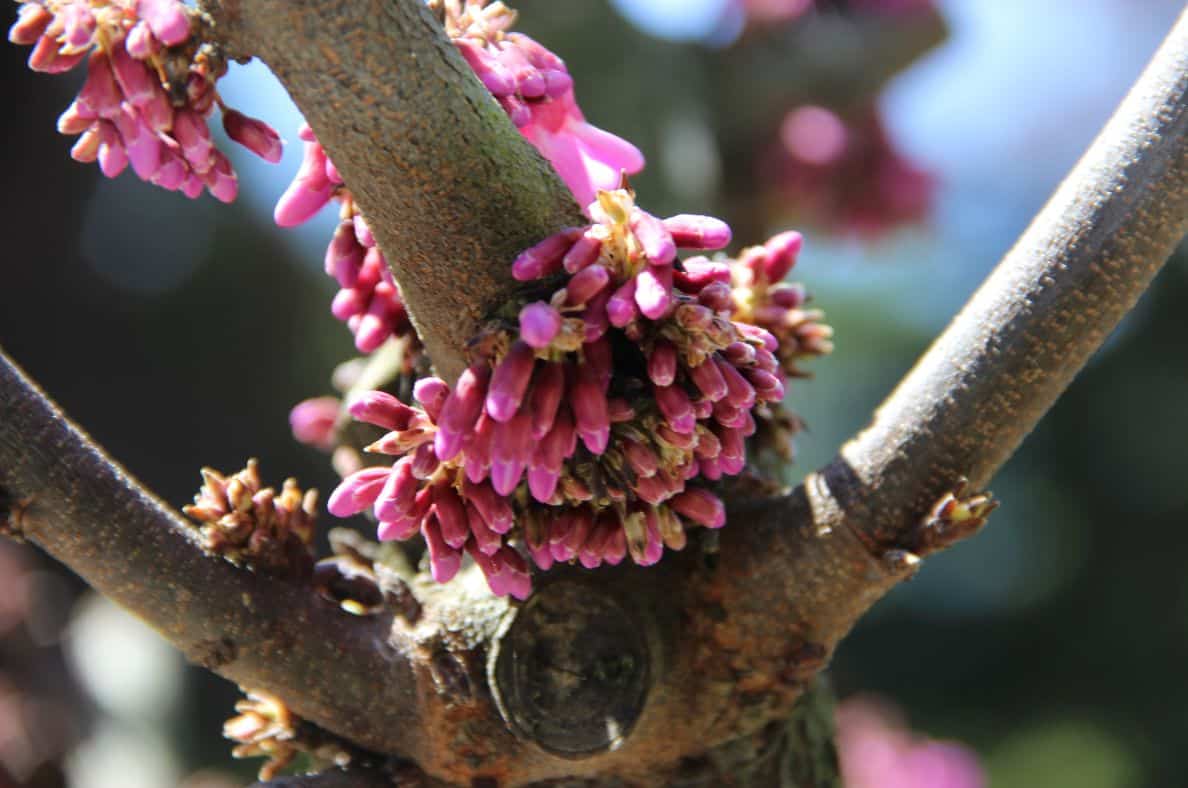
[1,0,1186,785]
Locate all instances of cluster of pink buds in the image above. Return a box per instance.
[275,124,423,356]
[273,0,642,354]
[9,0,283,201]
[431,0,644,207]
[733,0,934,28]
[329,187,814,597]
[760,104,934,239]
[726,231,833,379]
[836,698,985,788]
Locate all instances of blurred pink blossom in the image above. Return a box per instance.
[837,697,986,788]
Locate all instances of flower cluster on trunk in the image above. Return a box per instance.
[329,188,828,597]
[9,0,282,201]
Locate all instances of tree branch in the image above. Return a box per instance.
[3,2,1185,786]
[0,349,422,757]
[829,6,1188,549]
[201,0,585,383]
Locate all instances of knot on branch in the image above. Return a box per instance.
[0,487,33,542]
[489,576,651,757]
[313,528,422,622]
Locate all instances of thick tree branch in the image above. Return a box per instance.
[0,350,421,756]
[201,0,585,383]
[829,7,1188,549]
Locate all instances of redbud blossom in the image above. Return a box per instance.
[11,0,283,200]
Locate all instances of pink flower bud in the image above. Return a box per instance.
[572,375,610,454]
[59,4,94,52]
[528,361,565,439]
[77,53,122,119]
[675,258,732,291]
[747,367,785,402]
[463,413,495,484]
[762,231,803,282]
[413,378,450,422]
[274,143,335,226]
[629,208,676,265]
[582,288,611,343]
[9,3,52,46]
[519,301,562,348]
[770,283,807,308]
[715,357,757,409]
[527,467,560,503]
[648,339,678,387]
[690,357,728,402]
[697,281,735,313]
[97,121,128,177]
[124,21,159,59]
[655,384,696,434]
[138,0,191,46]
[348,391,415,431]
[435,363,491,461]
[635,265,673,320]
[675,303,714,331]
[536,408,576,472]
[490,408,533,495]
[109,47,156,107]
[463,480,514,534]
[712,400,747,430]
[694,428,721,460]
[372,458,419,522]
[463,503,501,556]
[59,102,94,135]
[70,126,100,162]
[432,486,470,549]
[670,488,726,528]
[511,228,580,281]
[565,263,610,306]
[377,514,421,542]
[623,439,658,478]
[723,342,756,366]
[328,466,389,517]
[606,278,638,327]
[578,515,618,569]
[663,214,732,250]
[562,232,602,273]
[454,38,516,96]
[735,322,780,352]
[202,151,238,203]
[410,442,440,479]
[223,108,284,163]
[422,515,462,583]
[290,396,339,450]
[487,341,536,422]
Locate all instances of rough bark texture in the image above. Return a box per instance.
[0,351,424,757]
[201,0,585,384]
[836,7,1188,552]
[2,2,1186,787]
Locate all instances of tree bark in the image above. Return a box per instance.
[1,2,1185,787]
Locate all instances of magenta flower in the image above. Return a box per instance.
[436,1,644,209]
[760,104,935,239]
[517,91,645,209]
[326,186,820,598]
[289,397,341,452]
[836,698,986,788]
[10,0,283,201]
